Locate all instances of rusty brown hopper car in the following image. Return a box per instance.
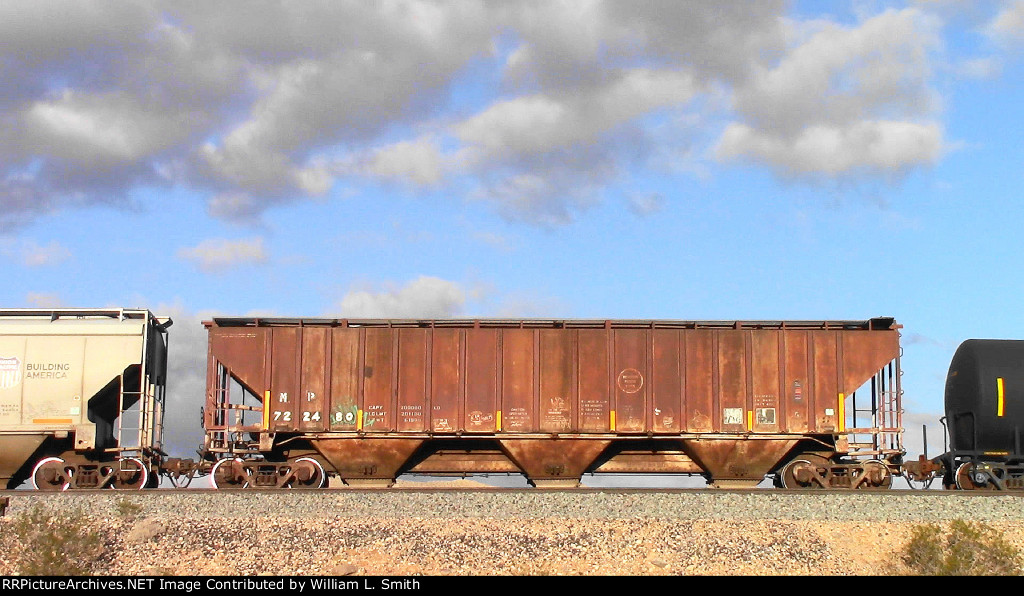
[0,309,171,489]
[203,317,903,489]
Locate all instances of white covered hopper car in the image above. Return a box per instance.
[0,309,171,489]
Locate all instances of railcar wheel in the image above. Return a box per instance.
[955,462,997,490]
[858,460,893,489]
[286,457,326,489]
[111,457,149,490]
[31,457,73,491]
[779,455,831,489]
[210,458,249,489]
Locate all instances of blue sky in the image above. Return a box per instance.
[2,1,1023,468]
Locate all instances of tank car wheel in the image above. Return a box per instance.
[955,462,997,490]
[779,455,831,489]
[286,457,326,489]
[111,457,149,490]
[31,457,73,491]
[210,458,249,489]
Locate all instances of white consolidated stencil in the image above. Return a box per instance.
[723,407,743,425]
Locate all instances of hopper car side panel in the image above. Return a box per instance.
[330,327,359,430]
[300,327,329,433]
[685,330,714,432]
[785,332,810,432]
[363,327,394,432]
[578,329,610,432]
[465,328,499,433]
[501,328,534,432]
[652,329,681,433]
[614,329,647,433]
[814,331,839,433]
[204,318,902,488]
[430,328,460,433]
[397,328,427,433]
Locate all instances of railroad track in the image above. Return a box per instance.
[6,485,1024,499]
[5,485,1024,498]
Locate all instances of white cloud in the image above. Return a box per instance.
[293,159,334,195]
[177,237,268,273]
[0,2,960,229]
[954,57,1002,80]
[987,0,1024,44]
[335,276,467,319]
[205,192,267,224]
[715,8,946,179]
[18,239,71,267]
[346,67,694,225]
[2,238,71,266]
[471,231,513,253]
[5,2,778,229]
[716,120,943,177]
[25,90,189,166]
[0,3,496,229]
[359,137,445,186]
[24,292,63,308]
[456,95,572,160]
[331,274,565,320]
[456,70,694,163]
[502,2,787,87]
[186,3,495,213]
[626,192,666,217]
[472,172,602,227]
[332,2,783,225]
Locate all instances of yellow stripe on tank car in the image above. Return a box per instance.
[496,410,501,431]
[32,418,73,424]
[838,393,845,432]
[610,410,616,432]
[998,378,1005,417]
[263,391,271,429]
[357,409,363,430]
[747,410,753,431]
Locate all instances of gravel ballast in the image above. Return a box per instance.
[3,486,1024,576]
